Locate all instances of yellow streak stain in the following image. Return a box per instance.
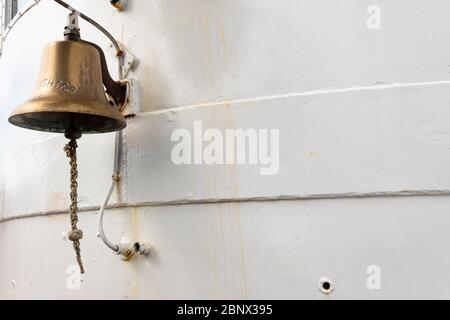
[225,107,248,299]
[306,151,319,158]
[131,207,140,299]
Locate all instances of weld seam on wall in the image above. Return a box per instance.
[137,80,450,116]
[1,189,450,224]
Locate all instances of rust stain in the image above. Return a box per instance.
[117,208,140,295]
[233,199,248,299]
[48,192,65,209]
[306,151,319,158]
[224,108,248,299]
[219,26,228,62]
[131,207,140,299]
[201,0,213,92]
[131,207,140,240]
[132,275,141,300]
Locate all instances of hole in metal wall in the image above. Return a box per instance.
[319,277,334,295]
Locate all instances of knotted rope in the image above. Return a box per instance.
[64,139,85,274]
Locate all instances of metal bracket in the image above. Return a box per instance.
[109,41,137,78]
[82,40,127,108]
[122,78,141,117]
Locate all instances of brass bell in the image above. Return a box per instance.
[7,7,131,275]
[9,38,127,138]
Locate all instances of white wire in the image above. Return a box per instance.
[97,84,126,253]
[98,178,119,252]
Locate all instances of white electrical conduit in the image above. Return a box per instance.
[98,131,123,253]
[97,78,131,254]
[98,180,119,251]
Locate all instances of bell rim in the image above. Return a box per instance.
[9,99,127,134]
[8,113,127,134]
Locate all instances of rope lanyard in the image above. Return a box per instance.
[64,139,85,274]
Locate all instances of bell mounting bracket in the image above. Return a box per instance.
[81,40,127,108]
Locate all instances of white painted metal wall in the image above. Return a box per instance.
[0,0,450,299]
